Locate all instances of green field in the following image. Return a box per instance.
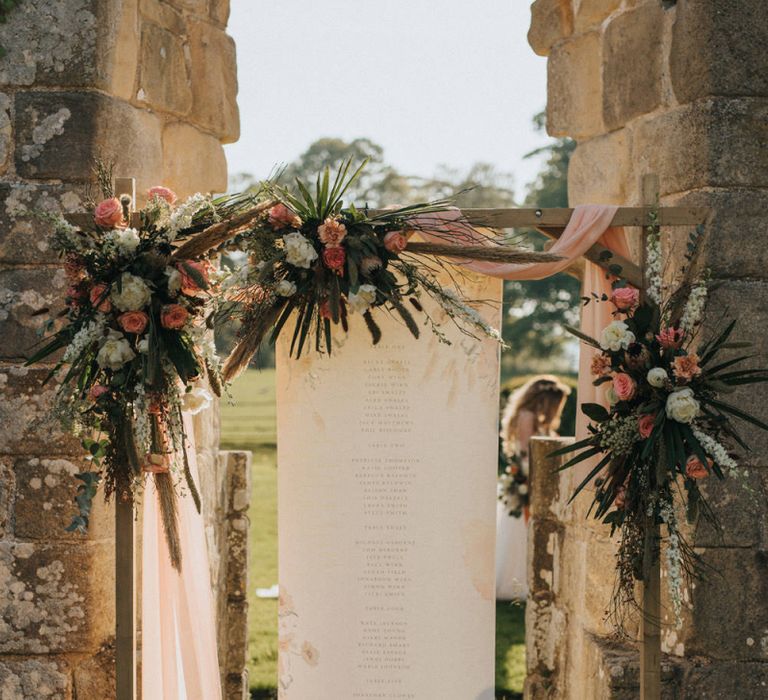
[221,369,525,699]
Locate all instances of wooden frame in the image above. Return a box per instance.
[67,177,706,700]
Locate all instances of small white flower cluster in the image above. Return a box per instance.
[283,232,318,269]
[646,229,662,305]
[691,426,737,470]
[348,284,377,314]
[436,287,502,342]
[599,415,639,456]
[659,498,684,627]
[63,316,105,364]
[132,384,152,454]
[680,281,708,332]
[161,193,213,241]
[188,322,221,377]
[53,215,90,252]
[104,227,141,257]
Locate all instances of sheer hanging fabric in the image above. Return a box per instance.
[142,414,222,700]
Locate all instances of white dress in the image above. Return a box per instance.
[495,501,528,600]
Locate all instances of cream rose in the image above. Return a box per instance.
[283,232,318,269]
[599,320,636,352]
[348,284,378,314]
[110,272,152,311]
[275,279,297,297]
[647,367,668,388]
[96,332,136,370]
[665,387,700,424]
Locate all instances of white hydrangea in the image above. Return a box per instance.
[165,266,182,295]
[111,272,153,311]
[275,279,297,297]
[283,232,318,269]
[599,320,636,352]
[105,227,140,256]
[96,330,135,370]
[647,367,668,388]
[348,284,378,314]
[680,282,708,332]
[665,387,700,424]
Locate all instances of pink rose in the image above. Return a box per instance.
[614,486,626,509]
[89,283,112,313]
[94,198,124,228]
[322,246,346,274]
[268,203,302,230]
[638,413,656,439]
[590,354,612,377]
[656,326,685,349]
[611,287,640,311]
[318,217,347,246]
[147,186,177,205]
[673,353,702,383]
[88,384,109,402]
[612,373,637,402]
[160,304,189,330]
[685,454,712,480]
[118,310,149,335]
[177,260,210,296]
[383,231,407,254]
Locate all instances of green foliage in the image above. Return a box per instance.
[65,470,102,533]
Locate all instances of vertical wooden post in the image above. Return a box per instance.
[114,177,137,700]
[640,173,661,700]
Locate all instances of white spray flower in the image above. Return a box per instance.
[282,232,318,269]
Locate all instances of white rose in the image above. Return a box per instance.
[182,386,213,415]
[599,320,636,352]
[666,387,700,424]
[165,267,181,295]
[647,367,668,388]
[275,279,297,297]
[283,232,318,269]
[106,227,141,255]
[96,331,135,370]
[348,284,378,314]
[111,272,152,311]
[137,338,149,354]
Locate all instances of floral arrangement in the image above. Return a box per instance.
[26,172,254,569]
[556,219,768,623]
[497,454,529,519]
[220,160,557,380]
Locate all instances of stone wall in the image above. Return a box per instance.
[527,0,768,697]
[0,1,248,697]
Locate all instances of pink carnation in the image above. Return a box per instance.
[673,353,702,382]
[322,246,346,274]
[94,198,124,228]
[590,354,612,377]
[638,413,656,439]
[685,454,712,480]
[612,372,637,402]
[656,326,685,349]
[318,217,347,247]
[89,283,112,313]
[147,186,177,205]
[611,287,639,311]
[268,203,302,230]
[383,231,407,254]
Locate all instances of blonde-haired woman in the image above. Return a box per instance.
[496,375,571,600]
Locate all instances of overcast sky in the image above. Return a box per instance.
[224,0,549,198]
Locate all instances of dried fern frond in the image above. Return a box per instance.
[155,471,182,572]
[404,241,562,265]
[222,299,286,381]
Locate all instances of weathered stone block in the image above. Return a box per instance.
[137,21,192,115]
[0,657,70,699]
[166,0,207,12]
[631,98,768,195]
[73,643,116,699]
[209,0,231,26]
[602,2,664,130]
[0,0,138,96]
[0,183,87,265]
[188,21,240,142]
[683,548,768,662]
[162,122,228,195]
[680,659,768,698]
[0,459,13,538]
[568,128,631,204]
[14,456,114,542]
[662,188,768,281]
[0,365,80,455]
[528,0,574,57]
[0,268,68,362]
[0,541,113,654]
[138,0,186,34]
[670,0,768,104]
[14,91,163,190]
[547,31,603,139]
[574,0,621,33]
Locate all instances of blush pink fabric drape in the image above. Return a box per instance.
[415,204,629,449]
[142,414,222,700]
